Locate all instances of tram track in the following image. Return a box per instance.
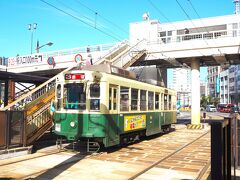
[19,151,104,180]
[0,149,65,167]
[127,130,210,180]
[0,125,211,179]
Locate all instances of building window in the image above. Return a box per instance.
[229,67,235,73]
[160,31,166,37]
[167,37,171,43]
[233,23,238,29]
[229,78,235,83]
[214,31,227,38]
[161,38,166,43]
[233,30,237,37]
[167,31,172,36]
[203,33,213,39]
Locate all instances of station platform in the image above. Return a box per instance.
[0,123,215,180]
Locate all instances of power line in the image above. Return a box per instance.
[148,0,204,57]
[175,0,211,47]
[74,0,129,36]
[55,0,124,40]
[148,0,173,24]
[56,0,95,24]
[186,0,223,54]
[40,0,122,41]
[175,0,192,20]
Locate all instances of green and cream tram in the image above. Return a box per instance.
[53,64,177,148]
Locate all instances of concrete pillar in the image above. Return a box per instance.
[191,58,200,125]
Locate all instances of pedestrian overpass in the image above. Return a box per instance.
[1,14,240,146]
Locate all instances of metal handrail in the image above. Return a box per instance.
[112,39,147,68]
[42,42,117,58]
[2,64,78,110]
[148,29,240,45]
[94,40,129,65]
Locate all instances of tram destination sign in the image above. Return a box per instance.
[8,54,43,67]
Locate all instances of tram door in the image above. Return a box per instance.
[107,86,120,146]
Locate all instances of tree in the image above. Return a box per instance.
[200,96,208,108]
[200,96,220,108]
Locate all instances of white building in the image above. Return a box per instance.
[129,12,240,108]
[220,65,240,104]
[219,69,229,103]
[172,68,191,107]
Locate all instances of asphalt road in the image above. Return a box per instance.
[177,110,232,124]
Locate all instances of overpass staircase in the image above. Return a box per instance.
[0,39,147,147]
[1,66,73,146]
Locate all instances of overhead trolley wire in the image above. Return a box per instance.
[175,0,226,57]
[148,0,204,58]
[40,0,122,41]
[55,0,124,40]
[74,0,129,36]
[186,0,223,55]
[148,0,175,27]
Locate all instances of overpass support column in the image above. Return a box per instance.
[191,58,200,125]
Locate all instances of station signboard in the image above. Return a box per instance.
[8,54,43,67]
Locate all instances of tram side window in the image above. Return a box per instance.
[63,83,86,110]
[113,89,117,110]
[148,91,154,110]
[109,88,112,110]
[155,93,159,110]
[164,94,168,110]
[168,95,172,110]
[161,94,164,110]
[109,87,117,110]
[90,83,100,110]
[140,90,146,111]
[56,84,61,110]
[120,87,129,111]
[131,88,138,111]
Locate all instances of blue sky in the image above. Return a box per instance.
[0,0,236,81]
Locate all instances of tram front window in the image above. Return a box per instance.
[63,83,86,110]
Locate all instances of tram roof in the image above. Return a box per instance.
[81,64,137,79]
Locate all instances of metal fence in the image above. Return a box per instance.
[0,110,25,149]
[210,114,240,180]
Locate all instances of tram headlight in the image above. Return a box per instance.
[70,121,76,128]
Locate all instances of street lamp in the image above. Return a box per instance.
[36,41,53,53]
[28,23,37,54]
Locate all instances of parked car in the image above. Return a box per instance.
[206,105,217,112]
[231,105,239,113]
[217,104,227,112]
[217,103,237,113]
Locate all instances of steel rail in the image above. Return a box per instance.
[128,130,210,180]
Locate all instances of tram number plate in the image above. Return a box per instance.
[55,123,61,132]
